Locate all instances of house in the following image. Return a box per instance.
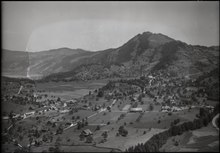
[25,111,35,116]
[82,129,93,136]
[130,108,143,112]
[60,109,70,114]
[2,116,9,120]
[66,99,77,104]
[122,104,131,111]
[148,75,155,79]
[12,114,21,119]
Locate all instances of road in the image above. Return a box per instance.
[212,113,219,131]
[64,99,117,131]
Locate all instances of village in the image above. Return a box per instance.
[1,68,219,152]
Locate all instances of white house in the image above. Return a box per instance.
[130,108,143,112]
[25,111,35,116]
[60,109,70,114]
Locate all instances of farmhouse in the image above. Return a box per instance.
[25,111,35,116]
[130,107,143,112]
[60,109,70,114]
[82,129,93,136]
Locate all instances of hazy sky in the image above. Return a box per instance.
[2,1,219,52]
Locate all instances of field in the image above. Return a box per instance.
[31,145,114,152]
[35,79,109,100]
[2,75,219,152]
[160,123,219,152]
[1,101,36,114]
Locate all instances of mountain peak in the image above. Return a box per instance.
[133,31,174,48]
[142,31,153,35]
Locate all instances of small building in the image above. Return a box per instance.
[66,99,77,104]
[2,116,9,120]
[148,75,155,79]
[130,107,143,112]
[12,114,21,119]
[25,111,35,116]
[60,109,70,114]
[82,129,93,136]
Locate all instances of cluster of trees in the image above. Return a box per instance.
[77,119,88,130]
[79,133,93,143]
[42,133,53,143]
[97,89,104,97]
[117,126,128,137]
[149,103,154,111]
[117,113,126,122]
[126,105,218,152]
[170,119,180,126]
[56,125,64,134]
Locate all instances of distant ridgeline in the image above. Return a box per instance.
[1,76,35,84]
[125,104,219,152]
[2,31,219,81]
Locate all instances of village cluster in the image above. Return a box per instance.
[1,68,218,152]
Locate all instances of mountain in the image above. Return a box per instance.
[2,31,219,81]
[2,50,30,78]
[43,32,219,81]
[2,48,94,79]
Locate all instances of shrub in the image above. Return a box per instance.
[158,120,161,124]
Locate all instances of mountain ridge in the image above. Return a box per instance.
[2,31,219,81]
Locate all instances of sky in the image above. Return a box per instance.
[2,1,219,52]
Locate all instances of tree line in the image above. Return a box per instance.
[125,104,219,152]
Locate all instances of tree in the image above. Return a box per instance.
[118,126,128,137]
[86,135,93,143]
[95,125,100,131]
[138,95,142,102]
[97,90,104,97]
[56,126,63,134]
[102,131,108,139]
[69,109,73,115]
[77,122,82,130]
[174,141,179,146]
[149,103,154,111]
[55,137,62,146]
[158,120,161,124]
[79,133,85,141]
